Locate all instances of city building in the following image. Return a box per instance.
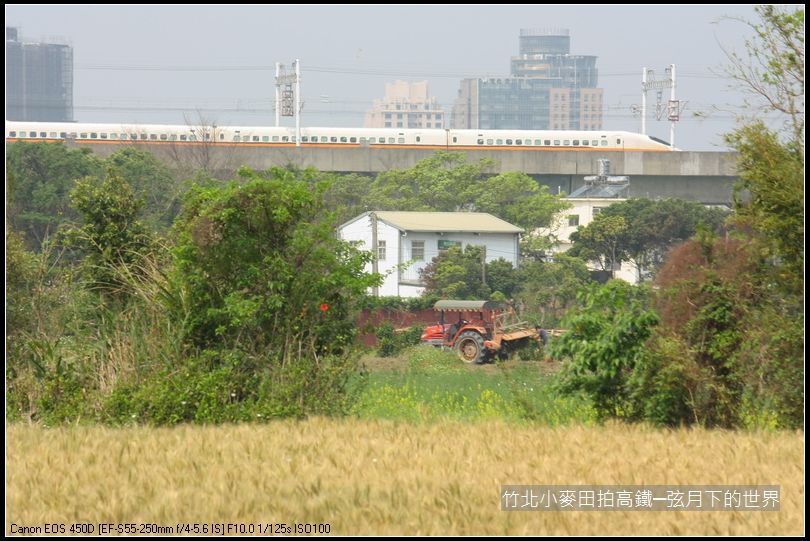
[6,27,73,122]
[364,80,445,129]
[338,211,523,297]
[452,29,603,130]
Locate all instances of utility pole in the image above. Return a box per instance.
[370,212,379,297]
[481,245,487,290]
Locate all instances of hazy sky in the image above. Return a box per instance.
[6,5,773,150]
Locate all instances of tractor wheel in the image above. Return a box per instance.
[455,331,486,364]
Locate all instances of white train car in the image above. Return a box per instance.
[6,121,673,151]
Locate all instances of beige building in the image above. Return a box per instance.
[364,80,445,129]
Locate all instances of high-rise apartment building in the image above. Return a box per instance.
[6,27,74,122]
[364,80,445,129]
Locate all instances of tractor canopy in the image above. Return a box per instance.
[433,300,506,312]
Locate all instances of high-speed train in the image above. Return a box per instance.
[6,121,674,151]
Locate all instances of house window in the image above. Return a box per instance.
[438,239,462,253]
[568,215,580,227]
[411,240,425,261]
[377,240,386,261]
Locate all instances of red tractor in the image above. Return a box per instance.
[420,300,547,364]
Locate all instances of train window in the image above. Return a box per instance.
[110,134,118,140]
[150,134,157,140]
[279,136,288,142]
[189,135,197,141]
[592,140,598,146]
[368,137,376,143]
[262,136,269,142]
[616,138,621,145]
[272,136,279,142]
[81,133,89,138]
[160,134,168,141]
[9,131,16,137]
[291,137,296,142]
[544,140,551,146]
[180,134,187,141]
[563,140,570,146]
[91,133,98,139]
[49,132,57,138]
[140,134,147,140]
[100,133,109,139]
[350,137,357,143]
[534,139,541,145]
[388,137,395,144]
[30,131,37,137]
[251,136,258,142]
[416,136,421,143]
[452,136,458,143]
[582,140,589,146]
[398,137,405,143]
[601,140,608,146]
[553,140,560,146]
[515,139,522,145]
[340,137,347,143]
[61,132,68,139]
[573,140,579,146]
[377,138,384,144]
[241,136,249,142]
[40,132,47,137]
[477,139,484,145]
[301,136,308,142]
[486,139,493,145]
[170,135,177,141]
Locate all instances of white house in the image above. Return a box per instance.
[338,211,523,297]
[543,196,640,283]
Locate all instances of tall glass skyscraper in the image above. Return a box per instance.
[452,29,602,130]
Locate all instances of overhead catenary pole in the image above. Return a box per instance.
[669,64,676,150]
[275,62,280,127]
[294,59,301,148]
[641,67,647,135]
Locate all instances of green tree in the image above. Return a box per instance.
[588,198,729,280]
[419,245,519,300]
[7,142,103,248]
[63,168,154,295]
[107,147,183,230]
[172,166,379,357]
[568,214,628,278]
[549,280,659,420]
[724,5,804,150]
[514,254,591,327]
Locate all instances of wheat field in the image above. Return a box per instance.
[6,420,804,535]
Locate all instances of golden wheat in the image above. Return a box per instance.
[6,420,804,535]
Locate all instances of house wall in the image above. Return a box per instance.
[339,215,521,297]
